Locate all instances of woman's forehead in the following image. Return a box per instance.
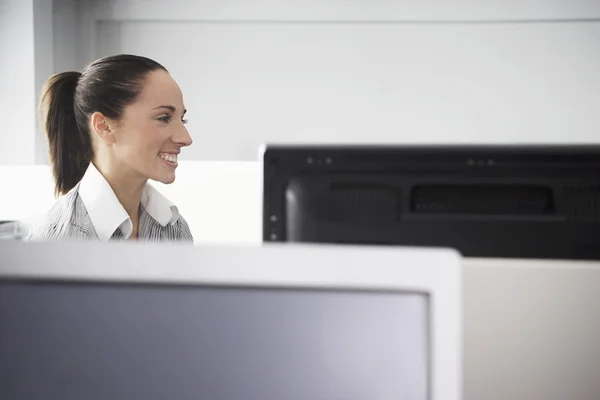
[137,70,184,109]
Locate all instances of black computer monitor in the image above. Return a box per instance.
[262,144,600,260]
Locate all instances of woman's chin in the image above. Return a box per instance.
[153,171,176,185]
[159,175,176,184]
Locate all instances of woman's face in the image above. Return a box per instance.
[111,69,192,184]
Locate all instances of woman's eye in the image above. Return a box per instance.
[158,116,171,123]
[182,118,188,124]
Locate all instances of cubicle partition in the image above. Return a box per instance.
[463,258,600,400]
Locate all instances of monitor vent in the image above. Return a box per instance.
[411,185,554,215]
[561,186,600,222]
[329,184,400,222]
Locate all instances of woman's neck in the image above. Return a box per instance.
[92,160,147,231]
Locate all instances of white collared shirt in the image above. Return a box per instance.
[25,163,193,243]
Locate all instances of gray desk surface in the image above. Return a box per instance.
[463,258,600,400]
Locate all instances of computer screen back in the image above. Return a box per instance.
[0,281,429,400]
[262,144,600,260]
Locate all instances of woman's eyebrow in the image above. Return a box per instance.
[152,105,176,112]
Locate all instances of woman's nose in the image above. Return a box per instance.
[173,126,193,147]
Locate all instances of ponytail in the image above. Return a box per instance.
[39,71,93,196]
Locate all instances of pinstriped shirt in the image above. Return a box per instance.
[24,163,193,243]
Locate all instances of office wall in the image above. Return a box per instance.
[0,0,36,165]
[0,0,55,165]
[0,0,86,167]
[52,0,80,80]
[32,0,54,164]
[87,0,600,160]
[3,0,600,164]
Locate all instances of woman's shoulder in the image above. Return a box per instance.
[173,213,193,243]
[152,211,193,243]
[142,184,194,243]
[23,189,93,241]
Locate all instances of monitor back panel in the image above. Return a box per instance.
[263,145,600,260]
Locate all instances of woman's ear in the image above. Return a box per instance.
[90,112,116,145]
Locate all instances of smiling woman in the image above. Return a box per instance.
[24,54,194,243]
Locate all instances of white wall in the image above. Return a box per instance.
[0,0,62,166]
[0,0,36,165]
[0,0,89,167]
[4,0,600,164]
[84,0,600,160]
[33,0,54,164]
[53,0,83,72]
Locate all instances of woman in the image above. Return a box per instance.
[25,54,193,242]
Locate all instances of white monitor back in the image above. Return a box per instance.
[0,241,462,400]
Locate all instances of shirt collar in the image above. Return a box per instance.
[78,163,179,241]
[141,182,180,227]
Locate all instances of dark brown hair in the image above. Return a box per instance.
[38,54,167,196]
